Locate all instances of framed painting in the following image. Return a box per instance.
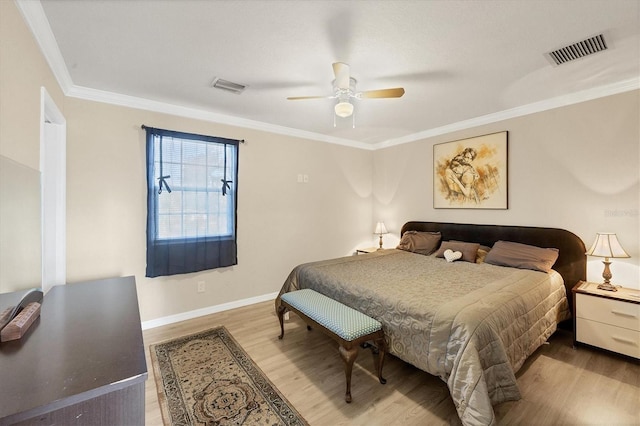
[433,131,508,209]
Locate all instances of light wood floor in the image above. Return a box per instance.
[143,300,640,426]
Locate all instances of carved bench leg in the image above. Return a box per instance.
[374,335,387,385]
[277,305,286,340]
[338,344,359,403]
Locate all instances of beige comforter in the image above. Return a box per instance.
[276,249,570,426]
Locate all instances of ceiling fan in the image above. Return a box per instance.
[287,62,405,120]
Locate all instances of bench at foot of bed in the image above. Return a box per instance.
[277,289,387,403]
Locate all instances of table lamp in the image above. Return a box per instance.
[586,232,629,291]
[374,222,388,249]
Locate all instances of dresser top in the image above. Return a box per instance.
[0,276,148,422]
[573,280,640,304]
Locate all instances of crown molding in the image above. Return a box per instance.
[15,0,73,93]
[66,85,372,150]
[373,76,640,150]
[18,0,639,152]
[16,0,371,151]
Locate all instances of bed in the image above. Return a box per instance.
[275,221,586,426]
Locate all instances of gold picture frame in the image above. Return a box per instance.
[433,131,508,209]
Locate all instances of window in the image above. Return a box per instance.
[144,126,239,277]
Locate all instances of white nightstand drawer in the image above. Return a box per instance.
[576,318,640,359]
[576,293,640,331]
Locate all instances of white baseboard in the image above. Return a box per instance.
[141,291,279,330]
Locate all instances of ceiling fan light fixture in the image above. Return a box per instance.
[334,101,354,118]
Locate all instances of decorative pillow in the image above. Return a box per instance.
[444,249,463,262]
[475,248,490,264]
[450,241,491,263]
[396,231,441,255]
[434,241,480,263]
[484,240,559,273]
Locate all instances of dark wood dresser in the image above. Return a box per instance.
[0,276,148,425]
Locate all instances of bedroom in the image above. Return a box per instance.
[0,1,638,425]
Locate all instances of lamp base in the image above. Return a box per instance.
[597,259,617,291]
[597,282,618,292]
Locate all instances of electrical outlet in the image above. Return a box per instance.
[284,312,290,320]
[197,281,205,293]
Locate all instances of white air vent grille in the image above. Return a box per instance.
[546,34,608,66]
[211,78,247,94]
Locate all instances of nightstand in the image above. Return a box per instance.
[572,281,640,359]
[356,247,378,255]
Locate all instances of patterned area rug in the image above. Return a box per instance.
[150,326,308,426]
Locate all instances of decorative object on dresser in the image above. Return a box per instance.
[150,326,308,426]
[0,277,147,425]
[0,288,43,342]
[374,221,388,249]
[572,281,640,359]
[585,232,630,291]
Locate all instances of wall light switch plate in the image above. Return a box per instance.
[197,281,205,293]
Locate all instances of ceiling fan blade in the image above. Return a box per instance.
[332,62,350,90]
[287,95,332,100]
[358,87,405,99]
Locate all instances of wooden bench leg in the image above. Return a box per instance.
[277,304,313,340]
[374,335,387,385]
[278,296,386,403]
[277,305,286,339]
[338,344,359,403]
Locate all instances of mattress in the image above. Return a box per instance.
[276,249,570,426]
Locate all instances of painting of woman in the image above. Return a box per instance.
[433,132,508,209]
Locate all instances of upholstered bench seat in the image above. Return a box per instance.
[281,289,383,341]
[277,289,387,403]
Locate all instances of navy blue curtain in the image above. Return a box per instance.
[145,126,239,277]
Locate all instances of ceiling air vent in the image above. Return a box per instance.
[211,77,247,94]
[545,34,608,66]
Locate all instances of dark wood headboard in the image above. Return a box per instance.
[401,221,586,305]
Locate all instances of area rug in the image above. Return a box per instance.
[150,326,308,426]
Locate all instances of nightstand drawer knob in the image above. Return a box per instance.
[612,335,638,346]
[611,309,637,318]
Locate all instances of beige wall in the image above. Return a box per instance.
[2,0,638,324]
[0,1,64,169]
[0,0,373,321]
[63,98,373,321]
[0,1,65,292]
[373,90,640,288]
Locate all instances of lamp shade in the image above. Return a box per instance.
[334,101,354,118]
[374,222,388,235]
[586,233,630,258]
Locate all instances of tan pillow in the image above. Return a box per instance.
[476,248,489,264]
[450,241,490,263]
[484,240,559,273]
[396,231,441,255]
[434,241,479,263]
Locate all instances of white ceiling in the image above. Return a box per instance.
[20,0,640,148]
